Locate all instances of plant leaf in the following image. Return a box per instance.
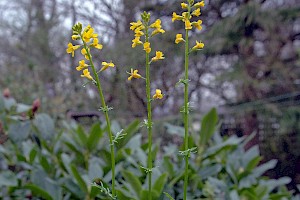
[199,108,218,145]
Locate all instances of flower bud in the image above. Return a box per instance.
[32,98,41,114]
[3,88,10,98]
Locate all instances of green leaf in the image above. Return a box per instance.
[164,123,184,137]
[246,156,262,172]
[33,114,55,140]
[75,125,88,147]
[87,123,103,152]
[116,119,140,149]
[40,155,51,173]
[164,192,175,200]
[0,95,4,112]
[70,164,88,193]
[153,173,168,195]
[24,184,53,200]
[140,190,159,199]
[3,97,16,110]
[122,170,142,198]
[8,121,31,142]
[252,159,277,177]
[62,178,85,199]
[0,171,18,187]
[15,103,31,113]
[29,148,38,163]
[199,108,218,145]
[162,156,174,176]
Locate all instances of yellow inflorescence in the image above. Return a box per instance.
[172,1,205,50]
[66,23,115,81]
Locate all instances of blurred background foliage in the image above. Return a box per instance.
[0,0,300,195]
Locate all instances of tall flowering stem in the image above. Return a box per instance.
[67,23,117,198]
[129,12,165,200]
[172,1,205,199]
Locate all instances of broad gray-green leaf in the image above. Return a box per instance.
[164,123,184,137]
[8,121,31,142]
[33,114,55,140]
[0,171,18,187]
[16,103,31,113]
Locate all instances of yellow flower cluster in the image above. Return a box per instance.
[129,13,165,100]
[172,0,205,50]
[66,23,115,81]
[130,19,165,52]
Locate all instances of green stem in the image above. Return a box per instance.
[145,27,153,200]
[183,18,190,200]
[82,43,116,197]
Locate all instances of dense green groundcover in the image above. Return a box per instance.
[0,93,299,199]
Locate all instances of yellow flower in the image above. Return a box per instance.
[76,60,88,71]
[175,34,185,44]
[134,29,144,37]
[185,20,192,30]
[153,89,163,99]
[150,19,162,29]
[100,61,115,72]
[81,48,91,60]
[132,37,143,48]
[143,42,151,53]
[192,40,204,50]
[194,1,205,8]
[192,8,201,17]
[130,20,143,31]
[91,38,103,49]
[151,28,165,36]
[71,35,80,40]
[81,69,93,80]
[182,12,191,20]
[172,12,183,22]
[151,51,165,62]
[181,2,188,9]
[82,25,98,43]
[66,43,80,57]
[192,20,202,30]
[128,68,142,80]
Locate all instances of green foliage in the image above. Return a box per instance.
[0,96,294,199]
